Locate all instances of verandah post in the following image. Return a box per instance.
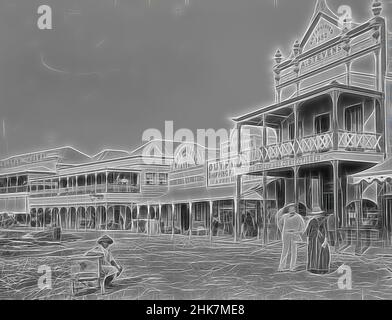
[235,122,242,243]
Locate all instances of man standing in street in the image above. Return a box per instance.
[277,204,306,272]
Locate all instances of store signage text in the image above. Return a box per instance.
[0,152,58,169]
[308,22,336,48]
[301,43,343,70]
[248,154,322,173]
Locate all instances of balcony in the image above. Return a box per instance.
[107,183,140,193]
[264,141,295,162]
[298,132,333,156]
[29,183,141,197]
[338,131,382,152]
[246,131,382,165]
[0,186,29,194]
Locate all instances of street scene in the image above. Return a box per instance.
[1,231,392,300]
[0,0,392,301]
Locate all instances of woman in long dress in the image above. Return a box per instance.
[305,207,331,275]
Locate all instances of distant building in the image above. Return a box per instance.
[0,145,172,231]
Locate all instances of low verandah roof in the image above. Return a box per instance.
[350,157,392,184]
[153,180,277,205]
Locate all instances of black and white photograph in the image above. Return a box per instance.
[0,0,391,302]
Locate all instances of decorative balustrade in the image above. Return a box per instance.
[107,183,140,193]
[297,132,333,155]
[239,131,382,166]
[0,186,29,194]
[29,183,140,197]
[338,131,381,152]
[264,141,295,162]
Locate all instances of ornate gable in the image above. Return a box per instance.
[300,0,342,53]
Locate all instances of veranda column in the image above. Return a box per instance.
[294,167,299,208]
[235,122,242,243]
[43,208,46,230]
[137,205,140,234]
[209,201,213,242]
[158,204,162,235]
[105,204,108,231]
[189,202,192,240]
[346,62,351,86]
[98,206,102,230]
[171,203,175,239]
[262,172,268,245]
[147,205,151,236]
[262,114,268,245]
[294,103,299,209]
[85,175,88,194]
[66,207,70,230]
[375,47,382,91]
[331,90,340,151]
[332,160,339,250]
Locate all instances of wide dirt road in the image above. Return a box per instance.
[1,233,392,300]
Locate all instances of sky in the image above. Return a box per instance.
[0,0,390,157]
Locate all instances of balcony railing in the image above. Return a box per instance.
[0,186,29,194]
[29,183,141,197]
[107,183,140,193]
[264,140,295,162]
[338,131,381,152]
[297,132,333,155]
[245,131,382,164]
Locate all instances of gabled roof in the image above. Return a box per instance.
[92,149,131,161]
[310,0,339,22]
[56,146,92,164]
[300,0,342,53]
[129,140,176,158]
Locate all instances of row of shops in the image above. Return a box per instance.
[0,0,391,251]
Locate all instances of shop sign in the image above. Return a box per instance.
[0,151,59,169]
[248,154,322,173]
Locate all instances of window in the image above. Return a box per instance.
[288,122,295,140]
[345,104,362,133]
[145,173,155,185]
[314,113,330,134]
[298,121,304,138]
[158,173,168,185]
[195,208,202,222]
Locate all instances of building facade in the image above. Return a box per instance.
[0,0,391,250]
[0,146,172,232]
[232,0,391,248]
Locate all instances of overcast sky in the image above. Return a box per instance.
[0,0,389,157]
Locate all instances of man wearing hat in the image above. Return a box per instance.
[277,204,306,272]
[86,234,123,287]
[305,206,331,274]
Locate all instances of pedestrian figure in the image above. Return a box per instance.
[305,206,331,275]
[241,212,256,238]
[85,234,123,287]
[277,204,306,272]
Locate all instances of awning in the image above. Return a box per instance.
[153,180,276,204]
[350,157,392,184]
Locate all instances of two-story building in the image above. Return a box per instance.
[231,0,390,246]
[136,137,267,241]
[0,145,172,232]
